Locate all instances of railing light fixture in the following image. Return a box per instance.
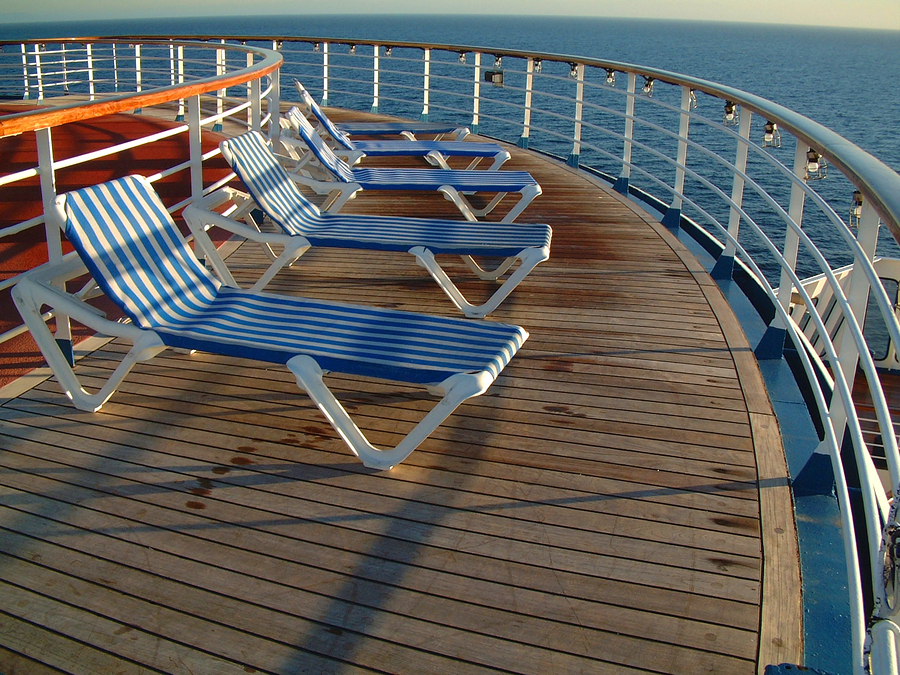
[642,76,654,96]
[762,121,781,148]
[313,42,320,52]
[723,100,739,126]
[689,89,698,109]
[569,62,578,78]
[533,58,542,74]
[850,190,863,227]
[494,55,502,69]
[458,51,467,64]
[348,44,356,54]
[384,46,392,57]
[806,149,828,180]
[605,69,616,86]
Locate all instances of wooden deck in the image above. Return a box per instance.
[0,112,801,674]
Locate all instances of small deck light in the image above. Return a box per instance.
[849,190,863,227]
[384,46,392,57]
[605,69,616,86]
[762,121,781,147]
[494,55,503,69]
[723,101,739,126]
[805,149,827,180]
[642,76,654,96]
[569,63,579,78]
[533,59,542,74]
[458,51,467,63]
[348,44,356,54]
[313,42,320,52]
[689,89,698,109]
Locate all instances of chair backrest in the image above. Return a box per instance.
[222,130,324,235]
[288,109,357,183]
[56,175,220,330]
[293,83,354,151]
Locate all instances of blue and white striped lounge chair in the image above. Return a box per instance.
[286,96,508,170]
[12,175,529,470]
[187,130,550,318]
[295,80,470,142]
[288,112,542,223]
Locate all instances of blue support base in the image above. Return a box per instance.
[133,108,142,115]
[710,252,735,280]
[212,123,223,132]
[419,112,428,122]
[471,124,478,135]
[755,325,787,360]
[566,153,580,168]
[175,114,185,122]
[517,136,529,149]
[320,98,328,107]
[661,206,681,230]
[55,338,74,368]
[370,105,378,114]
[613,176,629,195]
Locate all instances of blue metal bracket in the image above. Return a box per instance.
[661,206,681,230]
[517,136,529,149]
[613,176,629,195]
[419,112,428,122]
[370,105,379,114]
[711,252,735,280]
[567,153,580,168]
[755,325,787,360]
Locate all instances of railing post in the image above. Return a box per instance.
[213,41,225,131]
[250,73,262,132]
[371,44,380,114]
[187,94,204,203]
[420,48,431,122]
[471,52,481,135]
[614,72,636,195]
[321,42,329,106]
[86,43,95,100]
[112,43,119,93]
[133,43,142,114]
[828,201,881,449]
[61,43,69,92]
[518,57,535,149]
[663,86,693,229]
[567,63,584,168]
[33,44,44,101]
[268,47,281,139]
[711,106,753,280]
[756,140,809,360]
[21,43,30,100]
[175,45,185,121]
[35,127,72,364]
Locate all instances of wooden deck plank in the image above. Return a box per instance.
[0,110,803,674]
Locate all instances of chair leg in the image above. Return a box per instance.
[409,246,548,318]
[286,354,494,470]
[12,276,166,412]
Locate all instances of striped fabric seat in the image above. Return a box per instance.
[187,130,550,318]
[18,175,528,470]
[286,97,506,170]
[295,80,469,142]
[289,110,542,223]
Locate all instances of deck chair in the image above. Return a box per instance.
[287,112,541,223]
[295,80,469,141]
[12,176,528,470]
[186,130,550,318]
[286,96,508,170]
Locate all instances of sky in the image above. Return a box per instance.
[0,0,898,31]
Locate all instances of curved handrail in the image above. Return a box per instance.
[0,39,283,137]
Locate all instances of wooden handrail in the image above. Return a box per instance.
[0,39,282,138]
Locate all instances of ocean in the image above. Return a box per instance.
[2,14,899,268]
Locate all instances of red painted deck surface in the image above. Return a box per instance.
[0,106,231,387]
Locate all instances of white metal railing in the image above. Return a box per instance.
[3,34,900,675]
